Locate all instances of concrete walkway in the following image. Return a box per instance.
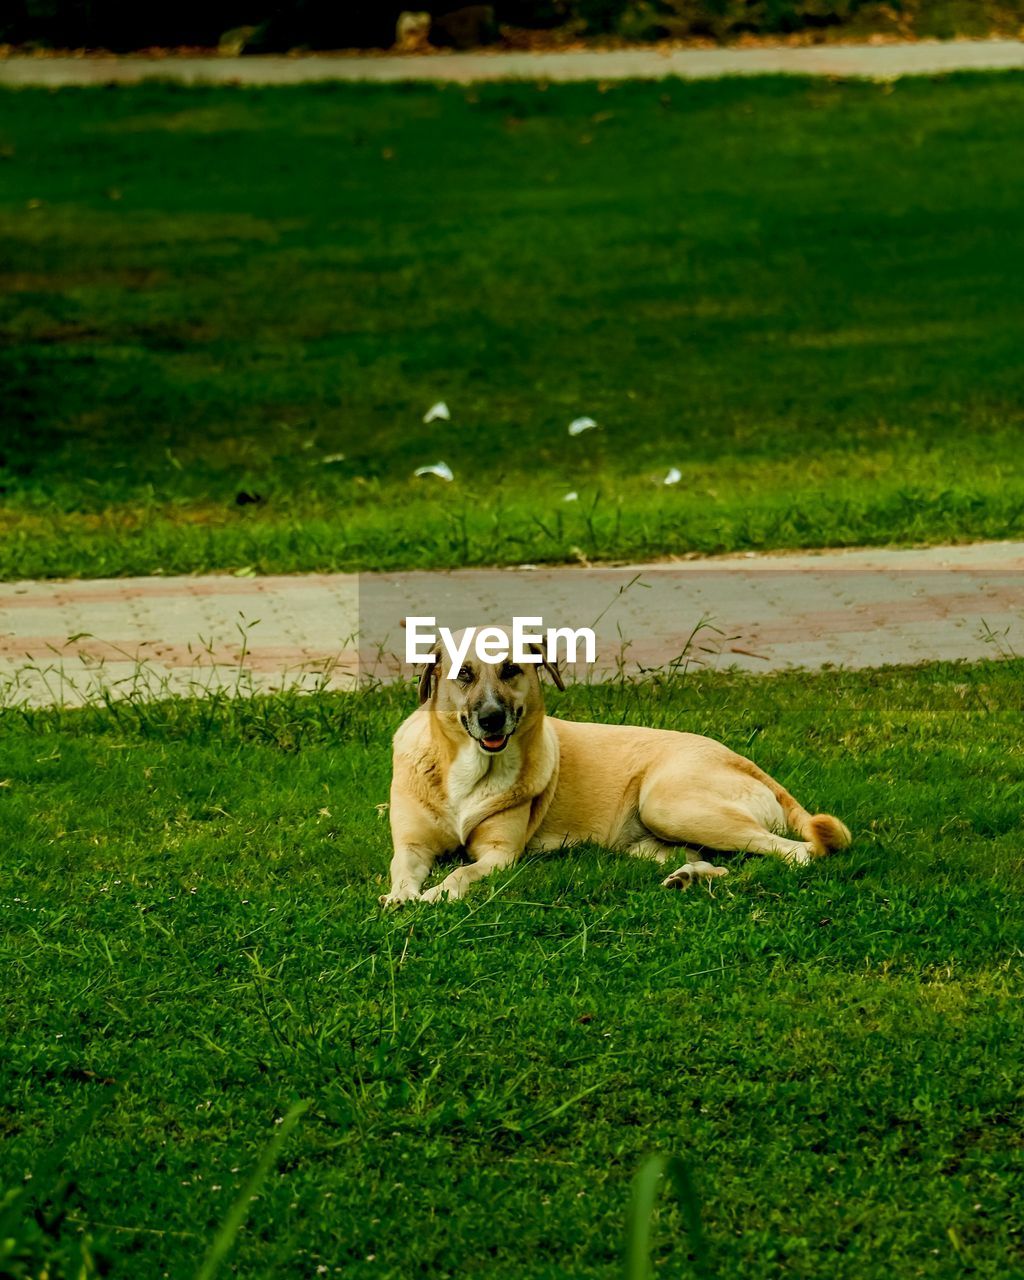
[1,542,1021,706]
[2,39,1024,88]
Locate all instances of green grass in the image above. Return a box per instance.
[2,659,1022,1277]
[2,72,1024,579]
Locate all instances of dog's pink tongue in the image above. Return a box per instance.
[483,736,506,749]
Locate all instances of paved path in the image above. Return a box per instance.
[3,39,1024,87]
[1,542,1021,706]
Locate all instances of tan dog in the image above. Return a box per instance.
[383,627,851,905]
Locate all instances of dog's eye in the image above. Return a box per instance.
[499,663,522,681]
[457,666,474,684]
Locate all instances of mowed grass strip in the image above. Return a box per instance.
[1,660,1022,1277]
[3,73,1024,578]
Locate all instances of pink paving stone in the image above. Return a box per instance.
[0,542,1022,706]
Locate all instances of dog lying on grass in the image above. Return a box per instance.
[382,627,851,905]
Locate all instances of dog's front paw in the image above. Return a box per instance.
[419,883,457,904]
[379,887,422,909]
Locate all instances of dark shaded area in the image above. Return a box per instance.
[0,0,404,50]
[3,0,1023,52]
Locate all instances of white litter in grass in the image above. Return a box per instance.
[663,467,682,485]
[423,401,450,423]
[563,491,579,502]
[568,416,597,436]
[321,453,346,464]
[414,462,454,482]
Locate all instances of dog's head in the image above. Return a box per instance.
[418,625,564,755]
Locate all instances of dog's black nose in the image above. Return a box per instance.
[477,706,506,734]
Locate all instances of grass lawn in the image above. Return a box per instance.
[2,659,1022,1277]
[2,72,1024,579]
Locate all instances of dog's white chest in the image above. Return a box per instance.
[447,742,520,844]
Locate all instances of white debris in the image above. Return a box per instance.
[568,417,597,436]
[563,491,579,502]
[321,453,346,464]
[663,467,682,485]
[413,462,454,482]
[423,401,450,424]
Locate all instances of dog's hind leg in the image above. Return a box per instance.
[639,768,822,870]
[636,739,851,875]
[649,797,818,867]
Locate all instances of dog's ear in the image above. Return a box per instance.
[528,644,565,691]
[418,647,441,703]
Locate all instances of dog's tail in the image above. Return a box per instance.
[736,753,852,857]
[777,788,852,857]
[750,764,851,855]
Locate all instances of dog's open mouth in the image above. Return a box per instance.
[479,734,509,753]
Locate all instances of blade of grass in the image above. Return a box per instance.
[625,1154,711,1280]
[193,1099,310,1280]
